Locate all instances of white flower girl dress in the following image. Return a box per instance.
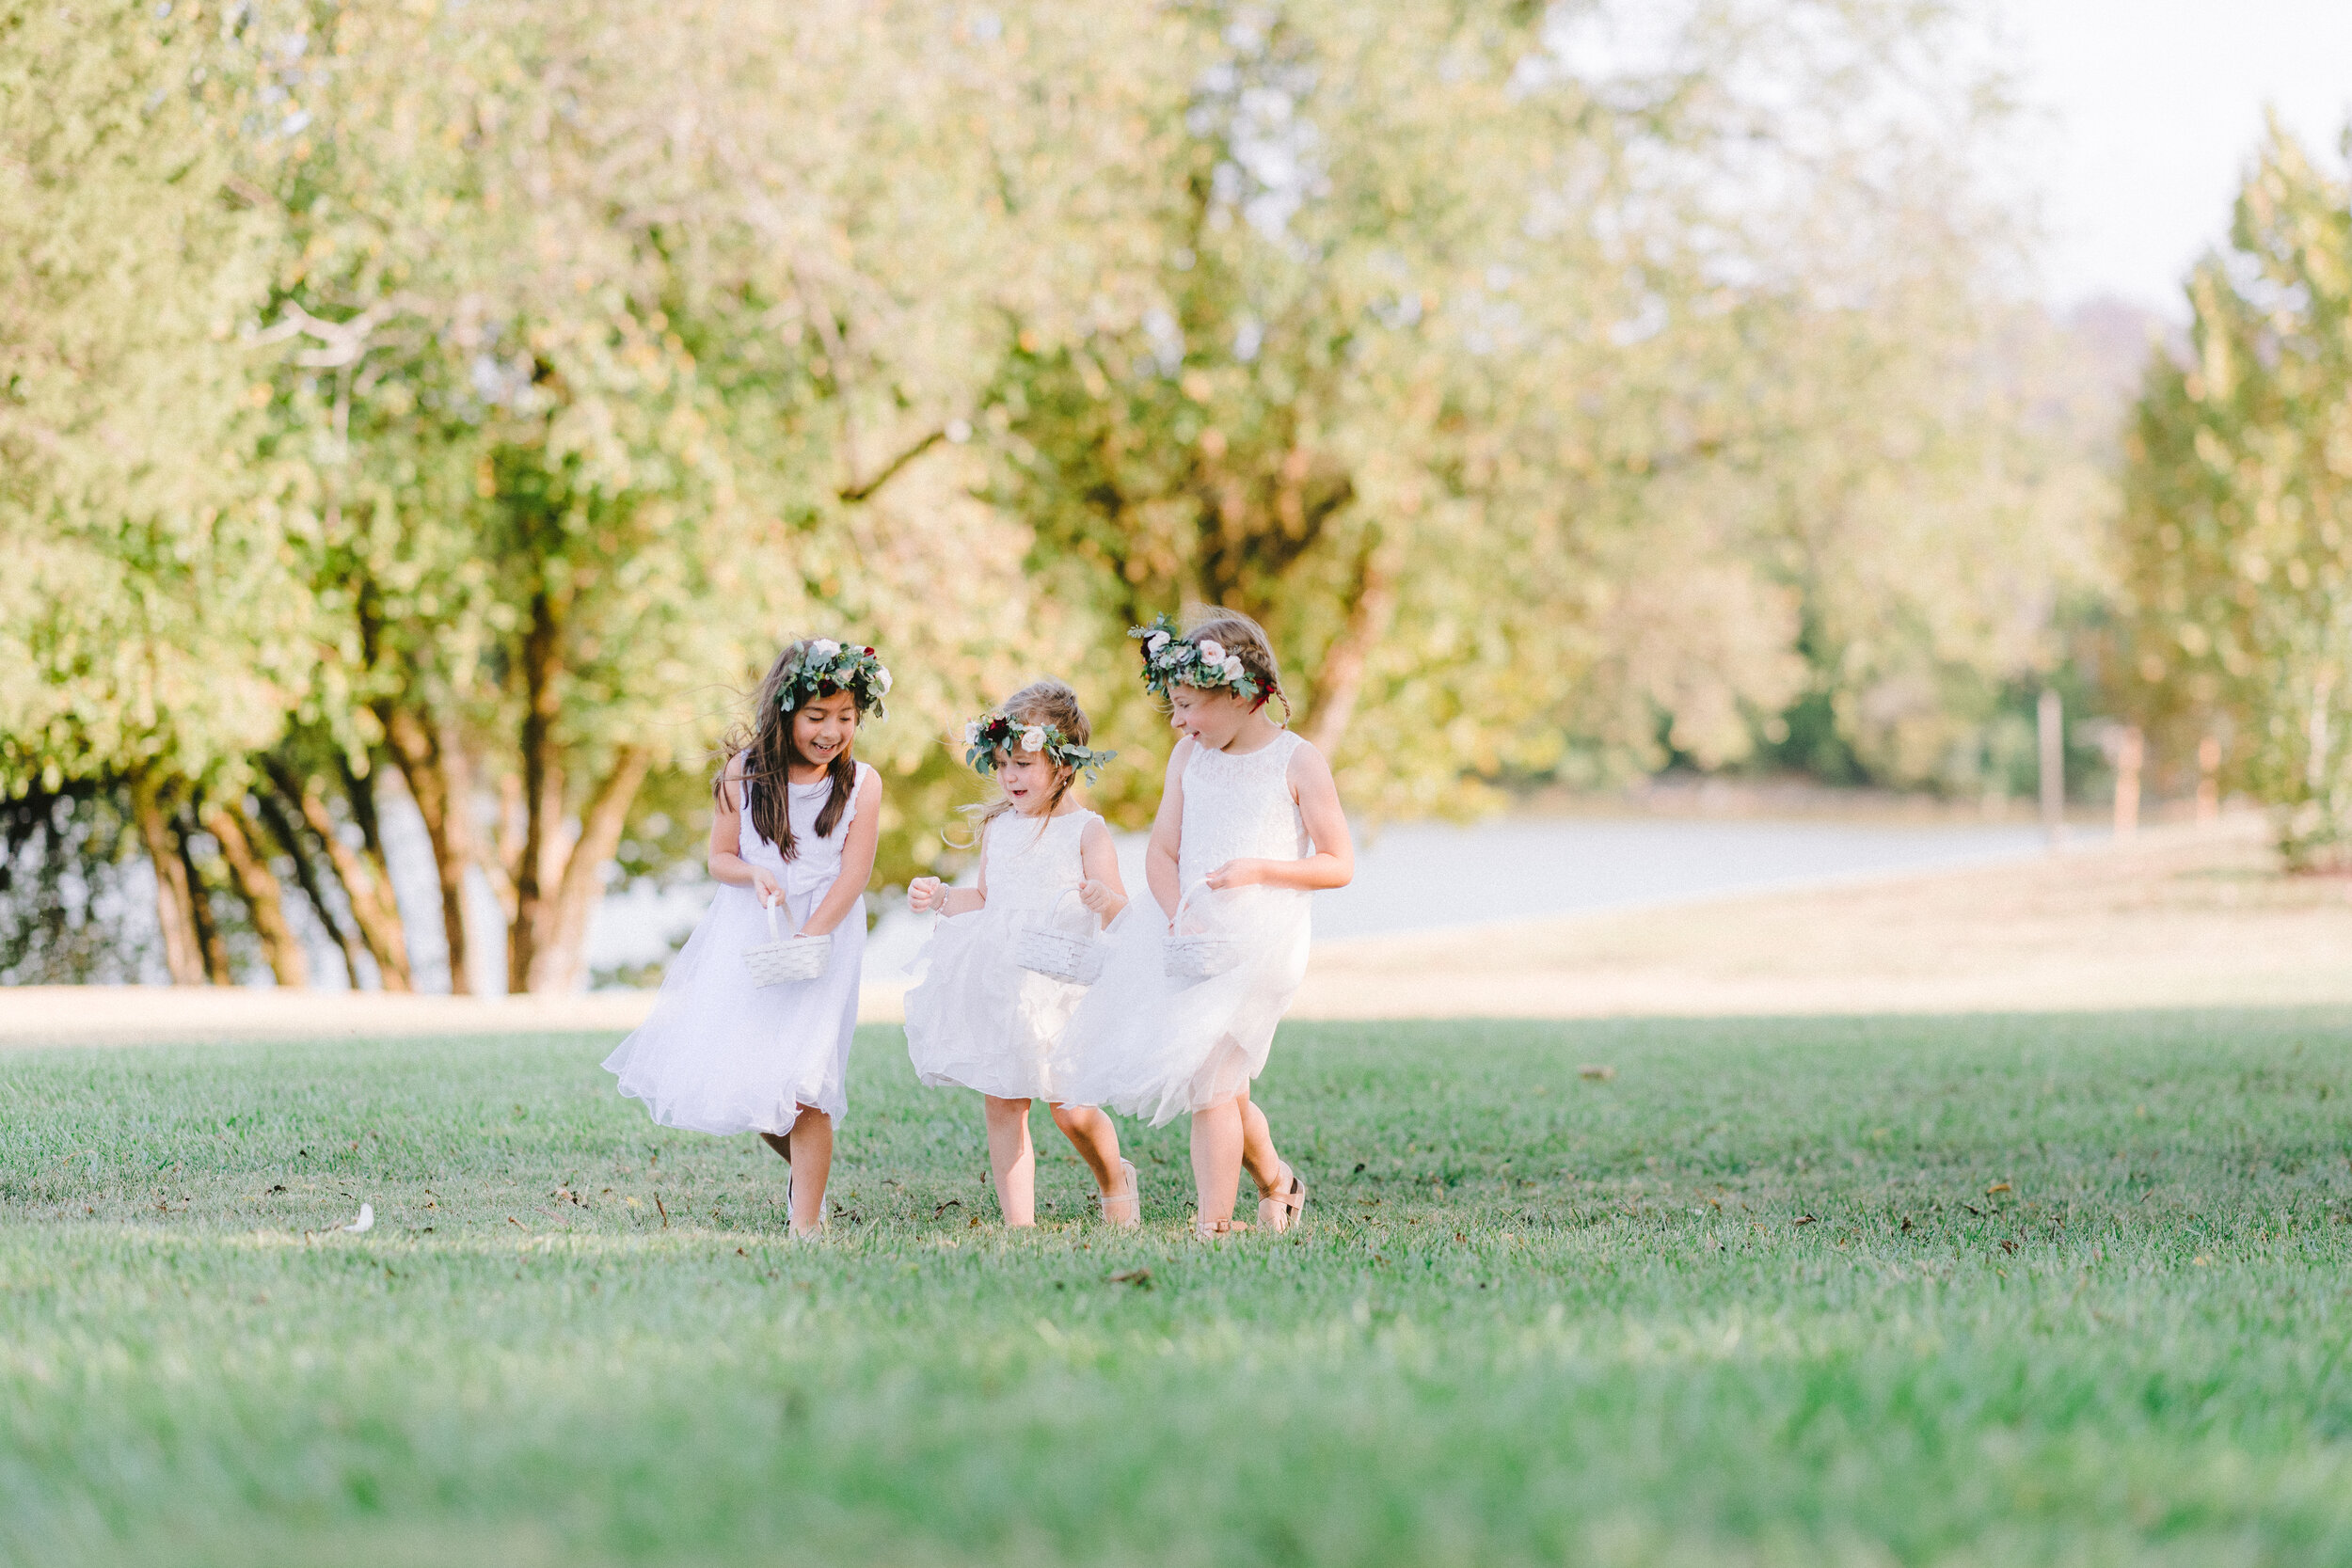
[903,808,1103,1101]
[1060,731,1313,1125]
[604,763,872,1132]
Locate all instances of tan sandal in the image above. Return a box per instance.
[1099,1159,1141,1228]
[1194,1216,1251,1241]
[1257,1164,1307,1234]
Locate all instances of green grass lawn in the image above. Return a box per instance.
[4,1009,2351,1568]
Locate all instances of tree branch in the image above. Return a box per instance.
[838,428,946,503]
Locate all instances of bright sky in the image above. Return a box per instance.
[2003,0,2352,314]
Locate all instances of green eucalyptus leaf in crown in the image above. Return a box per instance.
[1126,612,1264,700]
[961,710,1116,782]
[783,639,892,719]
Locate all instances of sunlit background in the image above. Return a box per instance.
[5,0,2348,994]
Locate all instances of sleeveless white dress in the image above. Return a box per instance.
[603,761,871,1132]
[902,809,1101,1101]
[1059,731,1313,1125]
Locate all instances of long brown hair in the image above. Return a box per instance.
[962,679,1094,844]
[1183,606,1291,724]
[717,639,864,861]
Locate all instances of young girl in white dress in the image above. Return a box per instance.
[1059,610,1354,1238]
[603,638,889,1239]
[902,680,1142,1228]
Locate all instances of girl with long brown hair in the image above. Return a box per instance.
[604,637,890,1238]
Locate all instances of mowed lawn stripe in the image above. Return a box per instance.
[3,1010,2349,1567]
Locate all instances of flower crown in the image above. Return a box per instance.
[782,639,892,719]
[961,710,1115,782]
[1127,613,1265,701]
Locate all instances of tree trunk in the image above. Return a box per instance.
[264,759,412,990]
[175,813,233,985]
[201,797,309,989]
[1304,531,1403,755]
[131,774,207,985]
[524,748,651,995]
[254,786,360,987]
[379,705,479,994]
[509,588,565,994]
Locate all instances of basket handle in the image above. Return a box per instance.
[1172,879,1214,932]
[761,892,808,941]
[1048,886,1091,932]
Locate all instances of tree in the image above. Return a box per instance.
[977,0,2088,817]
[0,0,297,982]
[2120,118,2352,866]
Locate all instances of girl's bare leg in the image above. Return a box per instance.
[1190,1096,1247,1225]
[1047,1102,1123,1191]
[983,1096,1038,1227]
[1237,1087,1286,1196]
[760,1106,834,1231]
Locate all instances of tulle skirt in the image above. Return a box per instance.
[902,905,1088,1101]
[1057,883,1311,1126]
[603,881,866,1132]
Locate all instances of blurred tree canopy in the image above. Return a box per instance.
[2,0,2126,989]
[2120,117,2352,868]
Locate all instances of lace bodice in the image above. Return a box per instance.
[984,809,1095,914]
[1178,730,1309,885]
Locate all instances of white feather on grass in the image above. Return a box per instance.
[342,1203,373,1234]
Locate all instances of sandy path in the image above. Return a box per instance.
[4,820,2344,1049]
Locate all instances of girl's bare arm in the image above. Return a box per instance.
[1077,816,1129,927]
[910,821,988,916]
[1202,741,1354,892]
[1144,741,1191,921]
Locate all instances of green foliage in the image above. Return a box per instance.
[0,0,2125,984]
[2121,118,2352,866]
[3,1011,2350,1563]
[0,0,288,791]
[985,0,2111,816]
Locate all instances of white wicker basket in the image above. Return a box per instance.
[743,896,831,988]
[1163,881,1247,984]
[1016,889,1105,986]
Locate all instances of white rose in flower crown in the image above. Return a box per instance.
[1196,638,1225,664]
[1021,725,1048,752]
[1220,655,1246,682]
[1146,630,1170,656]
[964,720,982,746]
[810,638,840,660]
[876,666,893,694]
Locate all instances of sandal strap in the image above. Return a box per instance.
[1259,1167,1305,1212]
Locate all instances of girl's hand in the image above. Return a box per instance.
[751,867,786,907]
[1077,878,1125,919]
[1203,859,1263,891]
[908,876,946,913]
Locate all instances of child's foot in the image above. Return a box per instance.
[1099,1159,1141,1228]
[1193,1216,1251,1241]
[1256,1163,1307,1235]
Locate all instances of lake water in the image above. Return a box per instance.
[159,796,2075,991]
[585,815,2074,988]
